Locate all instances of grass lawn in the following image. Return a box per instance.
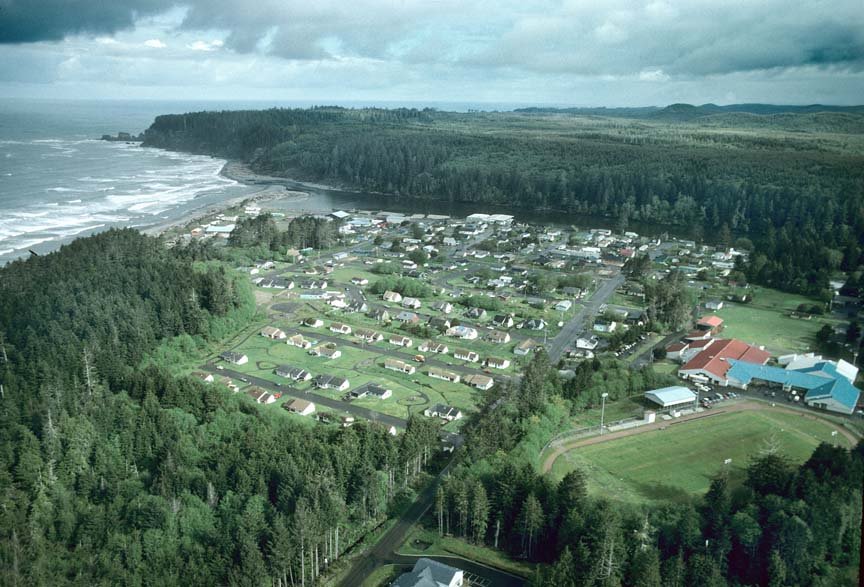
[569,397,648,429]
[227,331,483,421]
[550,409,853,505]
[360,564,402,587]
[652,360,679,376]
[712,303,839,355]
[398,526,534,578]
[700,285,841,355]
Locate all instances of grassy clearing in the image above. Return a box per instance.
[568,397,648,429]
[398,526,535,578]
[700,285,840,355]
[650,360,680,377]
[550,409,852,505]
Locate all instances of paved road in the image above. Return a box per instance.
[546,272,625,362]
[337,453,524,587]
[204,364,409,428]
[282,327,515,383]
[205,364,464,446]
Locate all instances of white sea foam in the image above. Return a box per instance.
[66,199,82,204]
[47,187,82,193]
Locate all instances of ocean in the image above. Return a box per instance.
[0,97,559,266]
[0,99,272,265]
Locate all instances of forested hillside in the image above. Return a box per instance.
[143,106,864,296]
[0,229,436,585]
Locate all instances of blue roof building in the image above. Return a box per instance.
[726,359,860,414]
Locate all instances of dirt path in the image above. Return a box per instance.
[541,400,861,474]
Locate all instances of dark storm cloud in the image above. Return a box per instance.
[0,0,174,43]
[1,0,863,79]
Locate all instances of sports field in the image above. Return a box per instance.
[549,408,854,504]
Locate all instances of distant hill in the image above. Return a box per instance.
[695,112,864,134]
[515,103,864,126]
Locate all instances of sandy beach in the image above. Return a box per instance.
[139,160,320,238]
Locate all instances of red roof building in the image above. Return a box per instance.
[679,339,770,385]
[696,315,724,331]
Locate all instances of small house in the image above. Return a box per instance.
[287,334,312,349]
[446,325,479,340]
[465,307,487,320]
[246,387,276,404]
[484,357,510,369]
[428,316,452,331]
[193,371,215,384]
[312,345,342,360]
[368,307,391,322]
[396,311,420,324]
[366,384,393,400]
[427,367,461,383]
[313,375,350,391]
[304,317,323,328]
[593,320,617,333]
[465,373,494,391]
[486,330,511,344]
[402,297,422,309]
[220,351,248,365]
[424,404,463,421]
[420,341,449,354]
[453,349,479,363]
[385,358,416,375]
[274,365,312,381]
[283,398,316,416]
[554,300,573,312]
[514,339,539,356]
[330,322,352,335]
[383,290,403,303]
[431,301,453,314]
[492,314,514,328]
[354,328,383,343]
[389,335,413,348]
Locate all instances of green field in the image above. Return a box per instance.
[702,286,841,355]
[226,330,484,421]
[550,409,853,504]
[398,527,534,578]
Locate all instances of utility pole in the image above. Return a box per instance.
[600,392,609,435]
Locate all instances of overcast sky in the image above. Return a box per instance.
[1,0,862,107]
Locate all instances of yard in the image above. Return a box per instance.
[549,408,853,505]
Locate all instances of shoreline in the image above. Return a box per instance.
[139,160,319,238]
[218,159,360,194]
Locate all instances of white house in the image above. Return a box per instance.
[389,335,413,348]
[446,325,478,340]
[402,297,422,309]
[383,290,403,303]
[393,558,464,587]
[283,398,316,416]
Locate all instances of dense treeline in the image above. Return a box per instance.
[144,107,864,296]
[450,352,863,586]
[0,229,440,585]
[228,213,340,251]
